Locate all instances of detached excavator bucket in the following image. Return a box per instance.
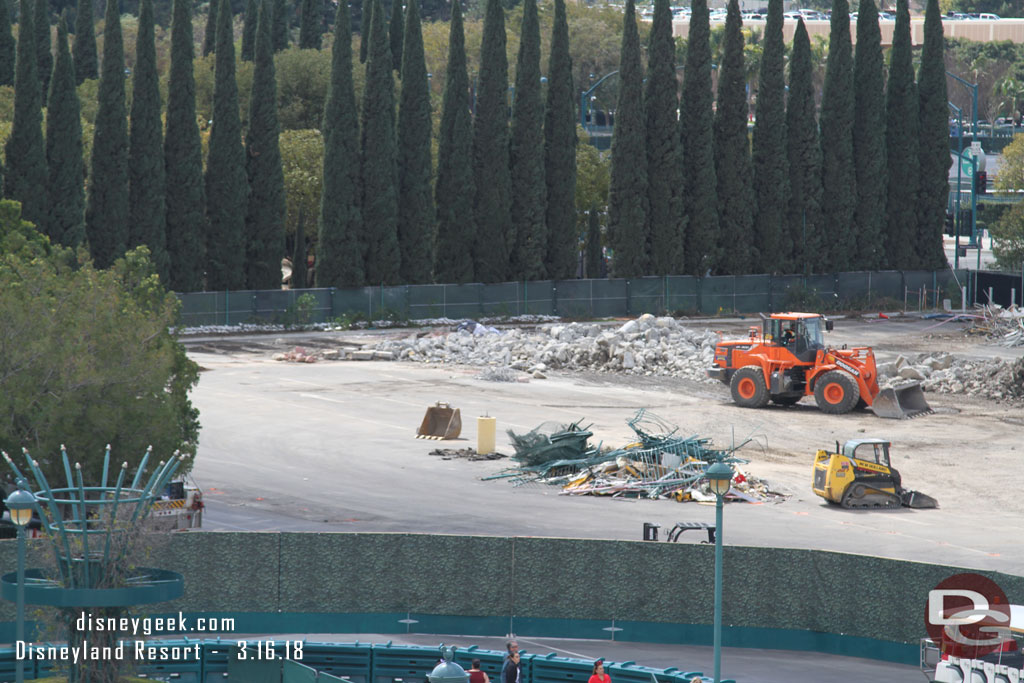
[900,489,939,509]
[871,382,933,419]
[416,402,462,440]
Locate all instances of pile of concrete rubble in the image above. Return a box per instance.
[373,314,719,383]
[878,353,1024,402]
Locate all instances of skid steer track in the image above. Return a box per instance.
[841,484,902,509]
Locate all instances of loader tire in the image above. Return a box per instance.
[814,371,860,414]
[731,367,770,408]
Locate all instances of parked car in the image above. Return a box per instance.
[979,12,1001,19]
[784,10,802,19]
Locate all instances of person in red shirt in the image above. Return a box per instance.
[588,660,611,683]
[467,658,490,683]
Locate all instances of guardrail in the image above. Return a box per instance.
[0,639,729,683]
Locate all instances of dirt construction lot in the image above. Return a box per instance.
[184,315,1024,575]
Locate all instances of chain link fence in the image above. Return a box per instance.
[176,269,968,327]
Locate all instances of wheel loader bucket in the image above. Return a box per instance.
[870,382,933,419]
[900,489,939,509]
[416,402,462,440]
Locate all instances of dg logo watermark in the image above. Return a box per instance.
[925,572,1013,657]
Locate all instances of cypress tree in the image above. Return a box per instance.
[585,208,602,279]
[0,0,14,86]
[543,0,576,280]
[785,19,824,273]
[246,0,286,288]
[751,0,787,272]
[298,0,321,48]
[206,0,248,290]
[317,0,363,287]
[713,0,753,275]
[917,0,950,269]
[72,0,96,82]
[819,0,856,272]
[679,0,718,276]
[852,0,887,270]
[433,0,474,283]
[291,209,307,287]
[165,0,207,292]
[34,0,50,99]
[241,0,257,60]
[509,0,544,280]
[272,0,288,51]
[5,0,46,231]
[202,0,217,56]
[46,16,85,247]
[388,0,401,70]
[471,0,512,282]
[396,0,432,283]
[358,0,368,63]
[360,0,399,284]
[84,0,129,268]
[606,0,646,277]
[129,0,168,281]
[884,0,918,270]
[644,0,681,275]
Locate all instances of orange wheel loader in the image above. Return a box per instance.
[705,313,932,419]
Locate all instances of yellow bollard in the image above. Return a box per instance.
[477,416,497,455]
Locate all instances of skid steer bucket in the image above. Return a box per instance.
[871,382,933,419]
[416,402,462,440]
[900,489,939,509]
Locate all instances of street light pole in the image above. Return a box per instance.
[6,485,37,683]
[705,461,734,683]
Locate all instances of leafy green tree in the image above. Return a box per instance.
[388,0,401,70]
[5,0,47,232]
[606,0,646,277]
[713,0,753,275]
[433,0,474,283]
[785,19,824,274]
[584,207,602,278]
[509,0,544,280]
[317,0,363,287]
[203,0,218,56]
[275,47,332,131]
[917,0,950,269]
[299,0,322,48]
[85,0,129,269]
[129,0,167,281]
[360,0,399,284]
[165,0,207,292]
[34,0,50,98]
[0,0,14,86]
[272,0,289,51]
[241,0,257,60]
[471,0,512,282]
[46,16,85,248]
[543,0,576,280]
[246,0,286,289]
[0,209,200,485]
[396,0,432,283]
[852,0,886,270]
[291,205,307,287]
[751,0,787,272]
[679,0,717,276]
[206,0,248,290]
[72,0,97,82]
[992,137,1024,269]
[819,0,856,272]
[884,0,917,270]
[644,0,680,276]
[280,128,322,258]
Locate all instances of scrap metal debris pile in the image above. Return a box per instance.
[371,314,720,383]
[488,411,783,503]
[969,304,1024,347]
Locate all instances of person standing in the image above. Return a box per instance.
[502,640,521,683]
[468,658,490,683]
[588,660,611,683]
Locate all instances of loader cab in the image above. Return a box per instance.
[765,315,827,361]
[843,439,891,469]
